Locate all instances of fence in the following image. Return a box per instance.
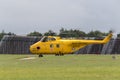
[0,35,41,54]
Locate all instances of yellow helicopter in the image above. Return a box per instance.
[30,33,112,57]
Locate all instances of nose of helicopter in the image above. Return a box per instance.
[29,45,35,53]
[30,45,41,54]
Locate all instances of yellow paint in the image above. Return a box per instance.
[30,33,112,55]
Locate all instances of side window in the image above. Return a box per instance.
[51,38,56,41]
[50,44,53,48]
[56,44,60,48]
[49,38,56,41]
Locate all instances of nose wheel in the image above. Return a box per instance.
[39,54,43,57]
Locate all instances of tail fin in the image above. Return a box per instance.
[102,33,113,44]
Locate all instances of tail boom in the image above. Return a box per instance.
[78,33,113,44]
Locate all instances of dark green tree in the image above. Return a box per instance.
[117,33,120,37]
[7,32,16,35]
[27,31,42,36]
[44,30,57,36]
[87,30,107,37]
[59,28,86,38]
[0,30,16,40]
[0,30,5,40]
[59,27,65,33]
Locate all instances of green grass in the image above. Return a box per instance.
[0,54,120,80]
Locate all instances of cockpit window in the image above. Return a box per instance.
[40,36,56,42]
[40,36,49,42]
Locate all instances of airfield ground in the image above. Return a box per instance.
[0,54,120,80]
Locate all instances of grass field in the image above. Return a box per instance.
[0,54,120,80]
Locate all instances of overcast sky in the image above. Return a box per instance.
[0,0,120,35]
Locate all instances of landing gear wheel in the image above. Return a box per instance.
[55,53,64,56]
[55,54,59,56]
[60,53,64,56]
[39,54,43,57]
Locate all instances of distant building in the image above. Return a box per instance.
[0,35,41,54]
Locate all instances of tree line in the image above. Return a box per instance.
[0,30,15,40]
[0,28,115,40]
[27,28,110,37]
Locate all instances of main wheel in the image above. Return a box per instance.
[60,53,64,56]
[39,54,43,57]
[55,54,59,56]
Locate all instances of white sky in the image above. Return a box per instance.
[0,0,120,35]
